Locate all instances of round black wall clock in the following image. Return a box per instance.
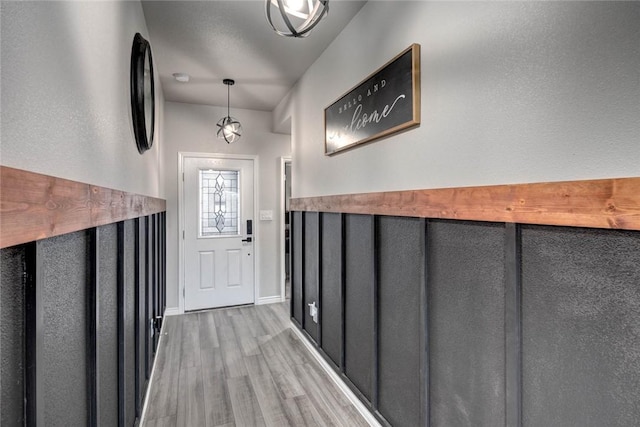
[130,33,155,154]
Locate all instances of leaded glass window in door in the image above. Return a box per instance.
[200,169,239,236]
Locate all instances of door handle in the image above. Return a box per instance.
[242,237,252,243]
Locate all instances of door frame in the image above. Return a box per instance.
[279,156,292,302]
[178,152,260,314]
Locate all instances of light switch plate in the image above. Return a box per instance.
[259,210,273,221]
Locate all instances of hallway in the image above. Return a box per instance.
[143,302,369,426]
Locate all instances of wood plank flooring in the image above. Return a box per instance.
[144,302,369,427]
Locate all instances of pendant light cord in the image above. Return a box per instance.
[217,78,241,144]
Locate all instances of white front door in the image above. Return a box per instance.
[183,156,255,311]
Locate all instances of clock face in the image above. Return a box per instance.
[131,33,155,154]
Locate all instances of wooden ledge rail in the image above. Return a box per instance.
[290,177,640,231]
[1,166,166,248]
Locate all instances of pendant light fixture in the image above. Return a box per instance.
[265,0,329,38]
[217,79,242,144]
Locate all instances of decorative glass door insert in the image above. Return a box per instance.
[199,169,239,236]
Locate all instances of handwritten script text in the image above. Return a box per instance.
[346,94,406,133]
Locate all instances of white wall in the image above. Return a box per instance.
[163,102,291,310]
[1,1,163,198]
[291,1,640,198]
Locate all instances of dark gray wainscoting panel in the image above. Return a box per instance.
[151,215,159,352]
[304,212,320,342]
[1,246,25,426]
[98,224,118,426]
[521,226,640,427]
[292,211,304,325]
[125,220,137,425]
[428,220,505,427]
[136,217,147,410]
[344,214,375,401]
[145,217,154,378]
[41,231,88,425]
[378,217,425,427]
[321,213,342,367]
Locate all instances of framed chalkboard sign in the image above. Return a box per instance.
[324,44,420,155]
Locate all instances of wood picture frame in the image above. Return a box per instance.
[324,44,421,155]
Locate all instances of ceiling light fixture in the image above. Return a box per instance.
[265,0,329,38]
[216,79,242,144]
[172,72,190,83]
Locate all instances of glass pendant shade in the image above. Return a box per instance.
[217,78,242,144]
[265,0,329,38]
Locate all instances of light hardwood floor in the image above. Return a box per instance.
[143,302,369,427]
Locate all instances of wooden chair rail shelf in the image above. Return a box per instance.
[0,166,166,249]
[290,177,640,231]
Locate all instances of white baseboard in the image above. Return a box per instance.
[163,297,281,314]
[289,322,382,427]
[139,316,167,425]
[163,307,182,316]
[256,295,284,305]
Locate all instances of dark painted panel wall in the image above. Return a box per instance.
[137,217,148,409]
[378,216,424,427]
[304,212,320,342]
[41,231,88,426]
[292,211,304,325]
[291,210,640,427]
[145,217,154,378]
[0,212,164,427]
[344,214,374,401]
[1,246,25,426]
[321,213,342,367]
[521,226,640,427]
[98,224,119,426]
[125,219,137,424]
[151,215,159,352]
[428,220,505,427]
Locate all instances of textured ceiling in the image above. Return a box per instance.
[142,0,367,112]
